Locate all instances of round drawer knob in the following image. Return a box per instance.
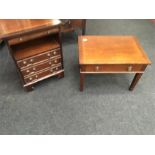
[96,66,99,71]
[23,61,27,64]
[128,66,132,71]
[33,67,36,71]
[54,60,57,63]
[29,77,32,80]
[53,51,57,55]
[19,37,23,41]
[26,70,29,73]
[35,75,38,78]
[30,59,33,62]
[49,62,51,65]
[47,53,50,56]
[55,67,58,71]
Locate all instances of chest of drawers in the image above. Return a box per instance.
[0,20,64,91]
[9,33,64,91]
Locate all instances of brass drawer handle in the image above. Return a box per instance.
[30,59,34,62]
[47,53,51,56]
[19,37,23,41]
[54,60,58,63]
[29,77,32,81]
[26,70,30,73]
[27,64,32,67]
[128,65,132,71]
[23,61,27,64]
[28,72,35,75]
[50,69,53,72]
[33,67,36,71]
[96,66,99,71]
[53,51,57,55]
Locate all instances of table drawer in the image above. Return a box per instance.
[80,64,147,73]
[21,57,62,77]
[17,48,60,69]
[8,28,59,45]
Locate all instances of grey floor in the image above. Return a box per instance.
[0,19,155,134]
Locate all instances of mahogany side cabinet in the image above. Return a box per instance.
[0,19,64,91]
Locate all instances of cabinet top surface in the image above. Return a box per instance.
[78,36,151,65]
[0,19,61,39]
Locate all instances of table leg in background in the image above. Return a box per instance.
[80,73,84,91]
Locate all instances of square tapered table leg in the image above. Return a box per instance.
[129,73,143,91]
[80,73,84,91]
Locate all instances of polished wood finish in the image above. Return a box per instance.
[0,19,64,91]
[79,36,151,65]
[0,19,61,39]
[8,28,59,45]
[78,36,151,91]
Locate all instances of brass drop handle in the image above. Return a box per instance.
[47,53,51,56]
[27,64,32,67]
[128,65,132,71]
[29,72,35,75]
[96,66,99,71]
[30,59,33,62]
[23,61,27,64]
[19,37,23,41]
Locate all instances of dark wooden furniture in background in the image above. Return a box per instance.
[0,19,64,91]
[61,19,86,35]
[78,36,151,91]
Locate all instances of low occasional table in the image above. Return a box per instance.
[78,36,151,91]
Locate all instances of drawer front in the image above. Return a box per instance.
[17,48,60,69]
[37,65,62,80]
[24,74,38,84]
[24,65,63,84]
[8,28,59,45]
[21,57,62,77]
[80,64,146,73]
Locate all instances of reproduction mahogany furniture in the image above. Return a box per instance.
[78,36,151,91]
[0,19,64,91]
[61,19,86,35]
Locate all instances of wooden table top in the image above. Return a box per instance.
[78,36,151,65]
[0,19,61,39]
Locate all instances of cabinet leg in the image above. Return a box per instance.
[129,73,143,91]
[58,72,64,78]
[25,85,34,92]
[82,20,86,35]
[80,73,84,91]
[82,28,85,35]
